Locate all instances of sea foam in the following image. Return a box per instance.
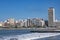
[0,33,60,40]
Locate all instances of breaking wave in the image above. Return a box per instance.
[0,33,60,40]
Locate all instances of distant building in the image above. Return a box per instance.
[26,19,33,27]
[23,19,27,27]
[0,22,3,27]
[7,18,15,24]
[45,20,48,26]
[15,20,20,28]
[6,18,15,27]
[16,20,24,28]
[20,20,25,27]
[20,19,33,27]
[54,20,60,28]
[32,18,45,27]
[48,7,55,27]
[48,7,60,28]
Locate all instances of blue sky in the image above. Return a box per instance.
[0,0,60,21]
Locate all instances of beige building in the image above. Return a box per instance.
[48,7,55,27]
[6,18,15,27]
[7,18,15,24]
[48,7,60,27]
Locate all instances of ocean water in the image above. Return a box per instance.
[0,29,60,40]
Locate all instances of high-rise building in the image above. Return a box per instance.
[27,19,32,27]
[48,7,55,27]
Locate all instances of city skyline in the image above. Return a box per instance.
[0,0,60,21]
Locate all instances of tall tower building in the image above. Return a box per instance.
[48,7,55,27]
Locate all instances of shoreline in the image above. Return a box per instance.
[0,28,60,31]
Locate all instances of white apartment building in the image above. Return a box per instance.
[21,19,33,27]
[32,18,45,27]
